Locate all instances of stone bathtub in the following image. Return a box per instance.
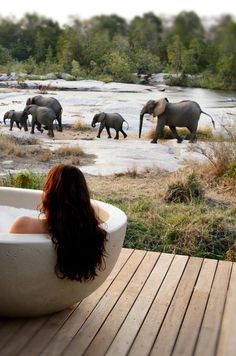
[0,187,127,317]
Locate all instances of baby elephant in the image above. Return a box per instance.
[24,104,56,138]
[3,110,28,131]
[91,112,129,139]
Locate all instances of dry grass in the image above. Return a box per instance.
[54,144,85,157]
[73,118,87,130]
[0,135,27,158]
[145,126,214,141]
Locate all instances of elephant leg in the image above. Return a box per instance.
[169,125,183,143]
[31,119,36,134]
[47,129,54,138]
[114,130,119,140]
[105,125,112,138]
[10,119,14,131]
[151,120,165,143]
[189,131,197,143]
[57,120,63,132]
[16,121,22,130]
[97,122,105,138]
[36,123,43,133]
[187,124,198,143]
[120,129,127,138]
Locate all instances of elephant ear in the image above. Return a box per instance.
[153,98,167,117]
[99,112,106,122]
[8,110,15,118]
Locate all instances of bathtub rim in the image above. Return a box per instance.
[0,186,127,240]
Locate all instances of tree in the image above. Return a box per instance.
[0,45,12,65]
[88,15,128,40]
[56,25,83,72]
[169,11,205,48]
[167,35,184,74]
[129,12,163,56]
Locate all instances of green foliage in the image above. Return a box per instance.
[0,12,235,88]
[0,171,44,189]
[132,49,162,75]
[169,11,204,47]
[103,50,137,83]
[118,196,236,260]
[0,44,12,64]
[164,173,205,203]
[223,163,236,178]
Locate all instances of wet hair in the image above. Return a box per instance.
[39,164,107,281]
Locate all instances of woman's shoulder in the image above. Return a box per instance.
[9,216,48,234]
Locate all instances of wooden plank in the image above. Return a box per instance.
[18,304,78,356]
[0,316,48,356]
[129,254,189,356]
[105,253,175,356]
[84,251,160,356]
[148,257,202,356]
[0,319,26,351]
[194,260,232,356]
[19,248,133,356]
[40,248,142,356]
[216,263,236,356]
[172,258,218,356]
[61,249,147,356]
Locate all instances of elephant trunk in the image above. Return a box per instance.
[3,114,8,125]
[139,114,144,138]
[91,122,96,128]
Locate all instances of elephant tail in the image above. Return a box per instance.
[124,120,129,130]
[201,111,216,129]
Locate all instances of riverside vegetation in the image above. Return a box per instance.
[0,12,235,90]
[1,126,236,262]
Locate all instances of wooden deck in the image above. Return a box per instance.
[0,248,236,356]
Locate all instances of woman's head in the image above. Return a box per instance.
[40,164,107,281]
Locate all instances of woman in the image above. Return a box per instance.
[9,164,107,281]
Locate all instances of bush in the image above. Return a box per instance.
[145,126,214,141]
[164,173,205,203]
[0,171,44,189]
[192,123,236,178]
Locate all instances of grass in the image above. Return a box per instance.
[1,166,236,261]
[1,123,236,262]
[0,134,90,166]
[88,169,236,261]
[145,126,214,141]
[73,118,87,131]
[0,171,44,189]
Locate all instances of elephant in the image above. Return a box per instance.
[3,110,28,131]
[139,97,215,143]
[24,104,56,138]
[26,95,63,131]
[91,112,129,139]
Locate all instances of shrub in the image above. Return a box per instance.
[145,126,214,141]
[73,119,87,131]
[192,123,236,178]
[164,173,205,203]
[55,144,84,157]
[1,171,44,189]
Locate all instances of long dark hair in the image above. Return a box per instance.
[40,164,107,281]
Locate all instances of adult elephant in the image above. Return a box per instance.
[91,112,129,139]
[24,105,56,138]
[139,97,215,143]
[3,110,28,131]
[26,95,63,131]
